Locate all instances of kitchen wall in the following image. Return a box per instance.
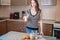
[40,6,56,20]
[0,6,56,20]
[0,6,30,18]
[0,0,56,20]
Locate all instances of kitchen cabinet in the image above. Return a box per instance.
[0,0,1,5]
[40,0,56,6]
[27,0,31,5]
[0,21,7,35]
[43,23,53,36]
[1,0,11,5]
[0,0,31,6]
[56,0,60,21]
[7,21,26,33]
[11,0,27,6]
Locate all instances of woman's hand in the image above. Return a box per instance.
[23,16,27,22]
[40,32,44,36]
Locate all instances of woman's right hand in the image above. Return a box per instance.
[23,16,27,22]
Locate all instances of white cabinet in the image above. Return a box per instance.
[41,0,56,6]
[1,0,11,5]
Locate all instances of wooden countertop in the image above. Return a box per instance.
[6,19,55,24]
[0,19,55,24]
[0,20,7,22]
[42,20,55,24]
[6,19,24,22]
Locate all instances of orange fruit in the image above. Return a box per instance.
[23,35,30,39]
[25,35,30,39]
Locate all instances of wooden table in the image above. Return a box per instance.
[0,31,56,40]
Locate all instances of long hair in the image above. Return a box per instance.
[31,0,40,11]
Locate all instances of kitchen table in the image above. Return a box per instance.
[0,31,56,40]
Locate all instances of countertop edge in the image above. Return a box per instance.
[0,19,55,24]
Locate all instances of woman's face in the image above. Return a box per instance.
[31,0,37,7]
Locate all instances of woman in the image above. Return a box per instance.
[24,0,43,35]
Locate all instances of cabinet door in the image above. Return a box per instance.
[11,0,26,6]
[1,0,11,5]
[0,0,1,5]
[7,21,26,33]
[0,21,6,35]
[43,23,53,36]
[19,22,26,33]
[27,0,31,5]
[56,0,60,21]
[0,22,2,35]
[7,21,20,32]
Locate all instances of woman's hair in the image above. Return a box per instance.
[31,0,40,11]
